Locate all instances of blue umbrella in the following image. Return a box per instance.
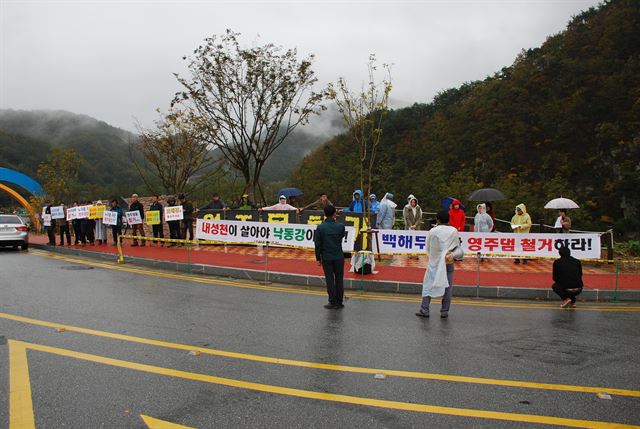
[276,187,304,198]
[441,196,465,212]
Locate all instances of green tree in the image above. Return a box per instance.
[37,147,83,203]
[172,30,325,204]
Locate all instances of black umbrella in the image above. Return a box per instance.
[468,188,506,201]
[276,187,304,198]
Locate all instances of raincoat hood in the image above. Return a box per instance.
[353,190,363,200]
[380,192,397,209]
[451,198,462,209]
[406,194,419,206]
[515,203,527,214]
[477,203,486,213]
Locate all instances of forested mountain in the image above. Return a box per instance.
[0,110,143,197]
[291,0,640,235]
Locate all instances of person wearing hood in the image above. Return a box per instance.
[416,210,460,319]
[260,195,297,211]
[235,194,255,210]
[369,194,380,214]
[511,203,532,264]
[403,195,423,230]
[376,192,397,229]
[94,200,108,245]
[343,189,367,213]
[474,203,493,262]
[448,198,466,232]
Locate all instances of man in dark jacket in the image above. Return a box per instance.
[199,193,228,211]
[552,246,584,308]
[166,196,181,246]
[109,199,124,246]
[179,194,194,240]
[314,205,346,309]
[149,194,164,246]
[300,192,333,212]
[129,193,146,246]
[44,203,56,245]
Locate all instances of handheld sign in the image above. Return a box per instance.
[103,210,118,226]
[42,214,52,227]
[164,205,184,222]
[146,210,161,225]
[50,206,65,220]
[89,205,105,220]
[125,211,142,225]
[76,205,90,219]
[66,207,78,221]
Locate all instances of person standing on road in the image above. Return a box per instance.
[511,203,532,264]
[149,195,164,246]
[314,205,346,309]
[552,246,584,308]
[129,194,146,246]
[416,210,460,319]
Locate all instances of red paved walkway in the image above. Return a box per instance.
[30,234,638,290]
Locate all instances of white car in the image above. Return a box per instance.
[0,214,29,250]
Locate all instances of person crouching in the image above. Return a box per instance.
[552,246,583,308]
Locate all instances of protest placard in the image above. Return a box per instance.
[164,205,183,222]
[50,206,65,219]
[76,205,90,219]
[89,205,105,220]
[125,211,142,225]
[42,214,52,227]
[146,210,160,225]
[103,210,118,226]
[66,207,78,221]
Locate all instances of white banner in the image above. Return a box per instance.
[50,206,65,219]
[76,205,90,220]
[42,214,52,227]
[373,230,601,259]
[66,207,77,221]
[103,210,118,226]
[196,219,356,251]
[164,205,184,222]
[125,211,142,225]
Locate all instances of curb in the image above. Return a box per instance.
[31,243,640,302]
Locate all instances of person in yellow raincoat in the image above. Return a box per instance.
[511,203,532,264]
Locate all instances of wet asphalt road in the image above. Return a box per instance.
[0,248,639,428]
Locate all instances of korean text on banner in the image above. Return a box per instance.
[76,205,90,220]
[373,230,601,259]
[102,210,118,226]
[89,205,105,220]
[165,206,184,222]
[146,210,160,225]
[66,207,78,221]
[125,211,142,225]
[50,206,65,219]
[195,219,356,252]
[42,214,52,227]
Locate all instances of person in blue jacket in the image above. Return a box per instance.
[368,194,380,214]
[344,189,368,213]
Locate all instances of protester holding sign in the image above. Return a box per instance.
[166,196,181,245]
[314,205,346,310]
[109,199,124,245]
[179,194,194,241]
[260,195,297,211]
[80,201,95,246]
[71,202,82,245]
[128,194,146,246]
[58,203,71,246]
[511,203,532,264]
[93,201,108,245]
[44,203,56,245]
[149,195,164,246]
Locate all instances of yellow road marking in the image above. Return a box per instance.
[141,414,195,429]
[1,311,639,398]
[9,341,35,429]
[9,340,640,429]
[29,250,640,312]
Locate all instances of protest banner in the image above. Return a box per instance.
[89,205,105,220]
[195,219,356,251]
[42,214,52,227]
[125,211,142,225]
[103,210,118,226]
[146,210,160,225]
[66,207,78,221]
[372,230,601,259]
[164,205,184,222]
[50,206,65,220]
[76,205,90,219]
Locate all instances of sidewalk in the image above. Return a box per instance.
[29,234,640,301]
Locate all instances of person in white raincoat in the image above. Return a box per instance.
[416,210,460,318]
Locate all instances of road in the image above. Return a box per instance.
[1,248,639,428]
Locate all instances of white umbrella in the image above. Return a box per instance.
[544,197,579,209]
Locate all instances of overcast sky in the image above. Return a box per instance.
[1,0,600,133]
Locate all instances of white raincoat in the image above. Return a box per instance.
[422,224,460,298]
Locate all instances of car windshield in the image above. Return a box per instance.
[0,215,23,224]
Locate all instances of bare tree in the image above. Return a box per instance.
[131,108,220,195]
[172,30,325,204]
[327,55,392,217]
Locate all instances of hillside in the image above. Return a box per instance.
[291,0,640,235]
